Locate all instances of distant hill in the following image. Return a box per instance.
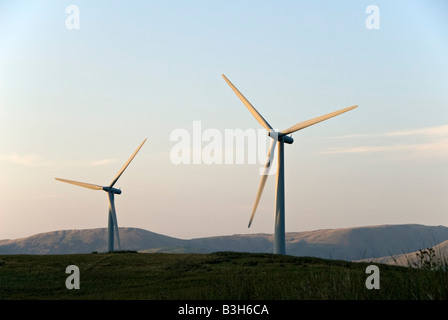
[184,224,448,260]
[2,224,448,261]
[357,239,448,267]
[0,228,184,254]
[284,224,448,260]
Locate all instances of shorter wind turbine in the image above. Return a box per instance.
[55,138,147,252]
[222,74,357,255]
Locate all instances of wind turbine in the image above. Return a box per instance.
[222,74,357,255]
[55,138,147,252]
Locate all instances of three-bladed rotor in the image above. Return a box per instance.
[55,138,147,252]
[222,74,357,254]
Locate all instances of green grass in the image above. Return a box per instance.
[1,251,447,300]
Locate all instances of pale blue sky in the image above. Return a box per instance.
[1,1,447,241]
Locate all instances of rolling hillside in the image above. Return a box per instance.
[0,228,183,254]
[2,224,448,261]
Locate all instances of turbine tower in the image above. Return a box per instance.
[55,138,147,252]
[222,74,357,255]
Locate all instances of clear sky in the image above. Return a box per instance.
[1,0,447,241]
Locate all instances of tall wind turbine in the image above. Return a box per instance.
[55,138,147,252]
[222,74,357,255]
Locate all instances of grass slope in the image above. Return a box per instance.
[1,252,447,300]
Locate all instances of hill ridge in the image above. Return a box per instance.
[2,224,448,261]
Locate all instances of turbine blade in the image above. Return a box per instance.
[280,105,358,135]
[55,178,103,190]
[108,192,121,250]
[222,74,273,131]
[248,139,277,228]
[109,138,147,188]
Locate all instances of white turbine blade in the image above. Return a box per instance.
[280,105,358,135]
[108,193,121,250]
[248,139,277,228]
[55,178,103,190]
[109,138,147,188]
[222,74,273,131]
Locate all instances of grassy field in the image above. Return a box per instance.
[1,251,447,300]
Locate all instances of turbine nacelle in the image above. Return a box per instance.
[281,135,294,144]
[269,131,294,144]
[103,186,122,194]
